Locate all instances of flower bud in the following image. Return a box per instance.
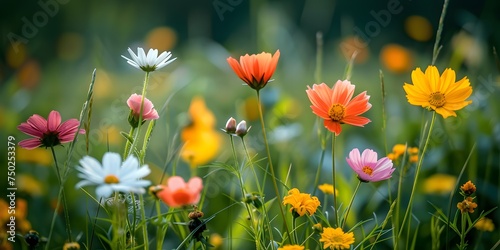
[236,120,249,137]
[224,117,237,134]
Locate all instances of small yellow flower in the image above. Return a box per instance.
[460,180,476,195]
[474,217,495,232]
[403,66,473,118]
[408,155,418,163]
[63,242,80,250]
[312,223,323,232]
[457,197,477,214]
[320,227,355,250]
[387,153,397,160]
[283,188,320,217]
[16,146,53,166]
[423,174,457,194]
[407,147,419,154]
[278,244,305,250]
[209,233,224,249]
[392,144,407,157]
[318,184,338,196]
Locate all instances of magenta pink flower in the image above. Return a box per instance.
[127,94,159,127]
[346,148,395,182]
[17,110,85,149]
[156,176,203,208]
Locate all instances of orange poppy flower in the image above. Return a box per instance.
[227,50,280,90]
[306,80,371,135]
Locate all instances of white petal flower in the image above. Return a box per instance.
[76,152,151,199]
[121,47,176,72]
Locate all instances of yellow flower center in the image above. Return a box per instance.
[362,166,373,176]
[429,92,446,107]
[328,104,346,121]
[104,174,120,184]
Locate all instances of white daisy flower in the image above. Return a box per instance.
[76,152,151,199]
[121,47,176,72]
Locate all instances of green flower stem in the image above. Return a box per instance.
[331,134,339,227]
[431,0,450,65]
[123,126,136,159]
[229,135,260,249]
[241,137,270,247]
[398,112,437,240]
[292,216,299,244]
[459,212,467,250]
[139,194,148,250]
[256,90,291,244]
[342,180,361,229]
[127,71,150,157]
[312,132,327,197]
[48,146,72,244]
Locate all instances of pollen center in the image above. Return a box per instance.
[104,175,120,184]
[328,104,346,121]
[362,166,373,176]
[429,92,446,107]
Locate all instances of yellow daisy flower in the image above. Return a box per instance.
[320,227,355,250]
[403,66,472,118]
[283,188,320,217]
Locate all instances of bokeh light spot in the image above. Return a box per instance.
[380,44,413,73]
[145,27,177,52]
[57,32,85,61]
[405,15,433,42]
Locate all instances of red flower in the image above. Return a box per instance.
[227,50,280,90]
[17,110,85,149]
[157,176,203,208]
[306,81,371,136]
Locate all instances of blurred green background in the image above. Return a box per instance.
[1,0,499,249]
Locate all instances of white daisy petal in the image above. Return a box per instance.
[76,152,152,198]
[122,47,176,72]
[96,185,114,199]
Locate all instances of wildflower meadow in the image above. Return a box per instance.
[1,0,499,249]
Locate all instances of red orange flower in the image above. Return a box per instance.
[157,176,203,208]
[17,110,85,149]
[227,50,280,90]
[306,81,371,135]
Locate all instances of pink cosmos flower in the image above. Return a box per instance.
[306,81,371,136]
[157,176,203,208]
[127,94,159,127]
[346,148,395,182]
[17,110,85,149]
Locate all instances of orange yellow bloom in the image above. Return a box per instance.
[474,217,495,232]
[278,245,305,250]
[422,174,456,195]
[318,183,338,196]
[403,66,472,118]
[283,188,320,217]
[306,81,371,136]
[320,227,355,250]
[457,197,477,214]
[460,180,476,196]
[227,50,280,90]
[181,97,221,167]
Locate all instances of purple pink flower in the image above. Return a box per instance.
[346,148,394,182]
